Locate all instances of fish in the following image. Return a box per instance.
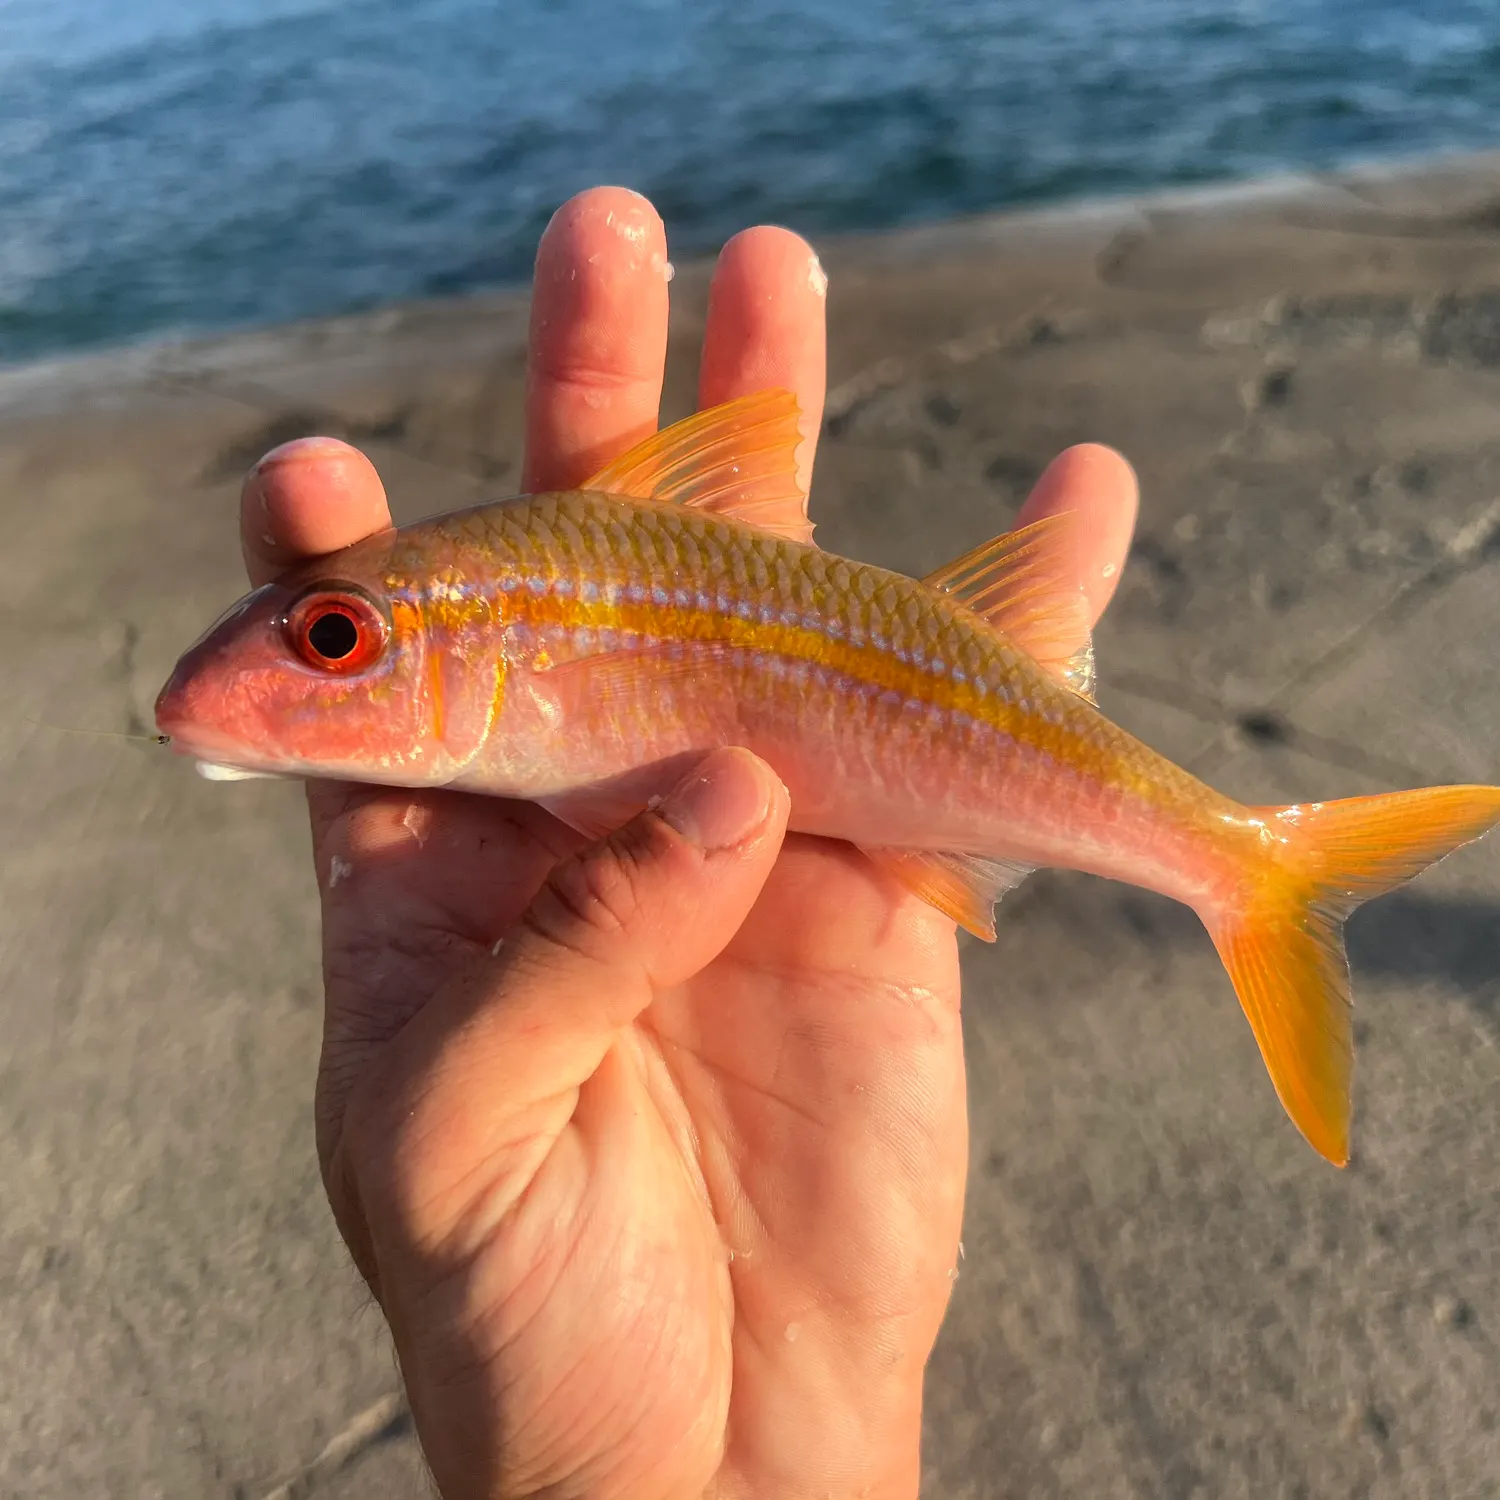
[156,388,1500,1167]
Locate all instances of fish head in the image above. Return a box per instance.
[155,534,503,787]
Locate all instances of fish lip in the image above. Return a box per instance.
[153,672,273,770]
[155,716,264,770]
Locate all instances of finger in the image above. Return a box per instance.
[1014,442,1139,626]
[240,436,392,588]
[523,186,671,492]
[353,749,789,1230]
[699,226,828,496]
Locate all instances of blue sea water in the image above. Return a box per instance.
[2,0,1499,364]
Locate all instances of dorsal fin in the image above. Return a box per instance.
[858,846,1035,940]
[579,389,813,543]
[923,513,1096,701]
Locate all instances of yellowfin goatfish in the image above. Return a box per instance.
[156,390,1500,1165]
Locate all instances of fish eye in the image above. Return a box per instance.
[284,586,389,674]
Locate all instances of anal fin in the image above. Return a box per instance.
[858,846,1034,940]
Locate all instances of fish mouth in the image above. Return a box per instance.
[153,581,295,770]
[154,675,277,775]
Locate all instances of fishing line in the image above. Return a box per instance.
[22,716,171,747]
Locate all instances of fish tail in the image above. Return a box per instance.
[1206,785,1500,1166]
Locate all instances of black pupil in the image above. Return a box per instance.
[307,609,360,660]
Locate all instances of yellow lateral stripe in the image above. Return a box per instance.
[508,587,1077,745]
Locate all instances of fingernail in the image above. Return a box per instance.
[658,748,775,851]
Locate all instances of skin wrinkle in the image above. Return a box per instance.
[681,1047,835,1138]
[623,1025,722,1217]
[650,1046,771,1263]
[528,836,655,950]
[448,1185,706,1493]
[720,1321,897,1499]
[526,354,657,394]
[659,1037,931,1273]
[416,1109,574,1262]
[714,1122,947,1334]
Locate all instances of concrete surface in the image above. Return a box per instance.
[6,153,1500,1496]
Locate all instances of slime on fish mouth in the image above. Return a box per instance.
[155,387,1500,1169]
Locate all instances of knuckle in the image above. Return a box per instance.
[521,820,667,966]
[527,353,650,394]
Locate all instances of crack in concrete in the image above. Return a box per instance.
[253,1392,410,1500]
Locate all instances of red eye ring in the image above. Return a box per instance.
[283,586,389,674]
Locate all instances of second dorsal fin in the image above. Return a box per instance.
[579,389,813,544]
[923,513,1096,701]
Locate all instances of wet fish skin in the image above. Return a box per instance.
[155,390,1500,1167]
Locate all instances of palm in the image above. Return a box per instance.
[651,840,967,1487]
[313,791,963,1495]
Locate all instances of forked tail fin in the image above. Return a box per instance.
[1207,786,1500,1166]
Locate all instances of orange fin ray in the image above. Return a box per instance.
[858,846,1035,939]
[923,514,1095,701]
[1209,785,1500,1167]
[579,389,813,544]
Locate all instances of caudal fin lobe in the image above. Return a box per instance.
[1207,786,1500,1166]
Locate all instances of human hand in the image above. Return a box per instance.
[239,186,1139,1498]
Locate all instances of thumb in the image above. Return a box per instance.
[344,747,788,1238]
[491,744,790,1094]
